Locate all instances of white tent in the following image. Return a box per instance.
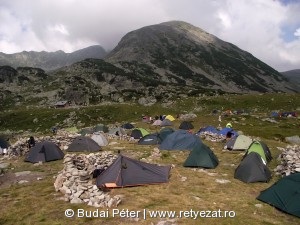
[152,120,162,126]
[91,133,108,146]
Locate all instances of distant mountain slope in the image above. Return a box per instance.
[281,69,300,89]
[0,45,107,71]
[281,69,300,82]
[106,21,295,93]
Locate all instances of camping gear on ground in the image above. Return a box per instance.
[184,143,219,169]
[160,119,173,127]
[159,130,202,151]
[257,173,300,218]
[67,136,101,152]
[138,133,162,145]
[91,133,108,146]
[234,152,272,183]
[224,135,253,151]
[96,154,171,188]
[130,128,150,139]
[244,141,272,164]
[179,121,194,130]
[25,141,64,163]
[121,123,135,129]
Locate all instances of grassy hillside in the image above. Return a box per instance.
[0,93,300,225]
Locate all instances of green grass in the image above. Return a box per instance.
[0,93,300,224]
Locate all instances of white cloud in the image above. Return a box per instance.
[294,28,300,37]
[0,0,300,71]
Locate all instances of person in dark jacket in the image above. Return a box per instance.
[27,136,35,148]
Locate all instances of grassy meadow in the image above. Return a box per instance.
[0,93,300,225]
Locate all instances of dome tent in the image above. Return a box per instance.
[234,152,272,183]
[67,136,101,152]
[25,141,64,163]
[91,133,108,146]
[159,130,202,151]
[184,143,219,169]
[257,173,300,218]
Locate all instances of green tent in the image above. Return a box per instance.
[257,173,300,218]
[130,128,150,139]
[246,141,272,163]
[184,143,219,169]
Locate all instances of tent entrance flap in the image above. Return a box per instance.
[104,183,117,188]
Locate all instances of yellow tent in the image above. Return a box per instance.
[165,115,175,121]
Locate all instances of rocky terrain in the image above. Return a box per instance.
[0,45,106,71]
[281,69,300,90]
[0,21,298,108]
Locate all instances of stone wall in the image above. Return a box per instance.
[54,152,122,207]
[275,145,300,176]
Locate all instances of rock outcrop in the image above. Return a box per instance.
[54,152,122,207]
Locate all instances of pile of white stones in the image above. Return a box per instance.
[274,145,300,176]
[54,152,122,207]
[198,132,226,142]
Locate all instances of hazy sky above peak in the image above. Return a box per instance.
[0,0,299,71]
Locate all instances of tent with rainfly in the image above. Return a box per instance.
[159,127,175,141]
[234,152,272,183]
[257,173,300,218]
[184,143,219,169]
[244,141,272,163]
[159,130,202,151]
[224,135,253,151]
[25,141,64,163]
[130,128,150,139]
[138,133,162,145]
[179,121,194,130]
[96,154,171,188]
[67,136,101,152]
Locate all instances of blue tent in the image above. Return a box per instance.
[196,126,219,135]
[218,127,238,137]
[159,130,202,151]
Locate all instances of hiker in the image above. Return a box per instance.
[226,131,234,140]
[27,136,36,148]
[226,123,232,128]
[51,126,57,135]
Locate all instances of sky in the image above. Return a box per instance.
[0,0,300,72]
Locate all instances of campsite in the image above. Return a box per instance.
[0,93,300,225]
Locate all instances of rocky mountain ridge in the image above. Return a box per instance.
[0,45,107,71]
[0,21,298,108]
